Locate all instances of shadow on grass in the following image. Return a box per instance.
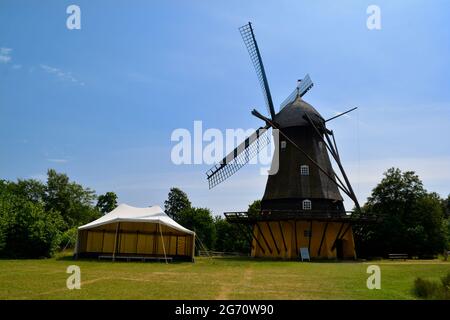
[55,252,193,265]
[198,256,364,264]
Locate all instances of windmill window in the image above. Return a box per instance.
[300,165,309,176]
[302,199,312,210]
[281,141,287,149]
[304,230,312,237]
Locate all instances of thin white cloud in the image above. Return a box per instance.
[40,64,85,86]
[29,174,47,182]
[47,158,69,163]
[0,47,12,63]
[12,64,22,69]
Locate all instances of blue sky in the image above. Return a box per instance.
[1,0,449,214]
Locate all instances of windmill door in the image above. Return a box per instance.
[336,239,344,259]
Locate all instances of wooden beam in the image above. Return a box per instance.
[308,220,313,253]
[338,223,352,241]
[168,232,171,255]
[250,225,266,254]
[304,113,353,198]
[266,222,280,255]
[153,228,157,254]
[331,223,345,251]
[256,111,355,200]
[112,222,120,261]
[294,220,298,255]
[255,222,273,254]
[317,222,329,256]
[101,230,105,253]
[135,231,139,254]
[324,130,361,210]
[278,221,287,252]
[117,226,122,254]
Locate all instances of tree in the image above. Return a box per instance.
[0,190,63,258]
[177,207,215,251]
[164,187,191,220]
[354,168,448,258]
[247,200,261,215]
[96,192,118,214]
[444,194,450,217]
[214,216,250,253]
[0,170,107,257]
[45,169,99,228]
[6,179,46,203]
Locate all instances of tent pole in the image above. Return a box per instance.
[191,233,196,262]
[74,230,79,259]
[159,223,168,264]
[112,222,120,262]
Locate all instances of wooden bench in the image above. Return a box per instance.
[388,253,408,261]
[98,255,172,263]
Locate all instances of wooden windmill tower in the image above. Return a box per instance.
[206,22,364,259]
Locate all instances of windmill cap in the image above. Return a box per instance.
[274,95,324,128]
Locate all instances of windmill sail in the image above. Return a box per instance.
[239,23,275,119]
[206,125,271,189]
[280,74,314,111]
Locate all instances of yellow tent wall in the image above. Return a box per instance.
[251,220,355,259]
[76,221,195,261]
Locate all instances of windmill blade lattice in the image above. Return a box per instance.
[280,74,314,111]
[239,23,275,119]
[206,125,271,189]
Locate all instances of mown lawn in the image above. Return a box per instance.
[0,253,448,300]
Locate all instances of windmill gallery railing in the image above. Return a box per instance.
[224,210,378,224]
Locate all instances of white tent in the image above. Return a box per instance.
[75,204,195,261]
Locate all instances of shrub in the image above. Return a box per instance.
[0,192,63,258]
[413,278,439,299]
[413,272,450,300]
[59,227,78,250]
[177,207,216,250]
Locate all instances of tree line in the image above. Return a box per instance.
[0,167,448,258]
[163,187,250,253]
[0,169,118,258]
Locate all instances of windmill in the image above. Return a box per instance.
[206,22,364,259]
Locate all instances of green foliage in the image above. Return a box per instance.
[96,192,118,214]
[413,278,439,298]
[214,216,250,253]
[45,169,99,228]
[413,272,450,300]
[0,169,105,258]
[0,191,63,258]
[247,199,261,215]
[59,227,78,249]
[354,168,448,258]
[177,207,216,250]
[164,187,191,220]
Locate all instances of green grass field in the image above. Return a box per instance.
[0,253,448,300]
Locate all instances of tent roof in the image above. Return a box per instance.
[78,203,195,235]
